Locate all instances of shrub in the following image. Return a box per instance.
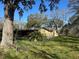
[27,31,47,41]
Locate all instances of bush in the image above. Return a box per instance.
[27,31,47,41]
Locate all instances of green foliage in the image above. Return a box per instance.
[0,36,79,59]
[26,14,48,28]
[27,19,41,28]
[0,0,60,18]
[26,31,47,41]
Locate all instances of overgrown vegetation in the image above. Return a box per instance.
[0,36,79,59]
[0,0,79,59]
[19,30,47,41]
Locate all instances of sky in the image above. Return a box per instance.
[0,0,74,23]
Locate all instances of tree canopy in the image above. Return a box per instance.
[0,0,60,17]
[69,0,79,14]
[26,13,48,28]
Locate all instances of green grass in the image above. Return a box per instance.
[0,36,79,59]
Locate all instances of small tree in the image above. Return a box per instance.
[26,13,48,28]
[49,18,64,31]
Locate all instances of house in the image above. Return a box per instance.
[39,28,58,39]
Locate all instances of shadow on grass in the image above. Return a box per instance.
[31,50,60,59]
[51,36,79,51]
[28,45,60,59]
[16,40,60,59]
[52,36,79,44]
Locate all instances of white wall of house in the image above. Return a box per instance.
[39,28,58,39]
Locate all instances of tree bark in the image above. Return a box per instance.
[1,5,15,48]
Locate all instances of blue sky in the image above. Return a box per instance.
[0,0,73,23]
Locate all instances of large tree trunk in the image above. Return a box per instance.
[1,5,15,48]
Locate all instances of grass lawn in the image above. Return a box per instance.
[0,36,79,59]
